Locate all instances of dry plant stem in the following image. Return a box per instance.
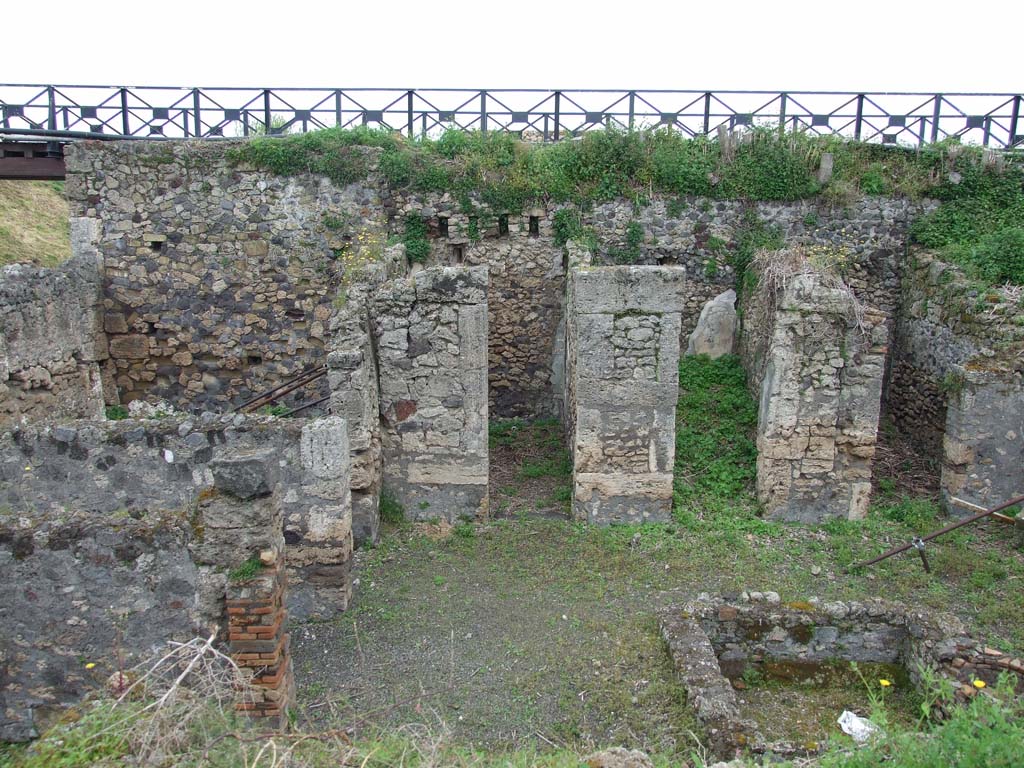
[752,246,868,333]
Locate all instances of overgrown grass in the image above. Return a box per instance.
[232,126,956,211]
[911,150,1024,284]
[231,126,1024,284]
[808,673,1024,768]
[0,180,71,267]
[673,354,764,534]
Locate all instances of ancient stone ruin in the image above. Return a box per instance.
[660,594,1024,760]
[1,138,1021,743]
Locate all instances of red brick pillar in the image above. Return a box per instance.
[226,553,294,727]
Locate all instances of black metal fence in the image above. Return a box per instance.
[1,85,1022,148]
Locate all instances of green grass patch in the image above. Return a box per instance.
[227,555,264,582]
[0,180,71,268]
[673,354,759,512]
[379,490,406,524]
[104,405,129,421]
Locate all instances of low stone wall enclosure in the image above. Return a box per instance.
[1,138,1022,743]
[660,594,1024,760]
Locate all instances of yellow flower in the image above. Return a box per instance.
[879,679,892,687]
[973,679,986,689]
[85,662,97,669]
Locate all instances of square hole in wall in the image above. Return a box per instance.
[248,354,263,366]
[498,214,509,237]
[450,244,465,263]
[529,216,540,237]
[439,217,449,238]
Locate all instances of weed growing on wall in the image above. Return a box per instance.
[401,214,430,263]
[607,220,644,264]
[231,126,1024,284]
[911,149,1024,284]
[728,211,785,281]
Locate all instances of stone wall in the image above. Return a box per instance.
[0,414,353,620]
[565,245,684,524]
[327,294,384,547]
[660,593,1022,760]
[888,252,1024,510]
[740,259,888,521]
[65,140,386,413]
[0,507,209,741]
[942,367,1024,512]
[389,192,566,419]
[0,413,351,739]
[0,219,107,429]
[590,196,932,332]
[371,266,489,521]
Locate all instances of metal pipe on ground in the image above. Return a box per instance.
[851,493,1024,572]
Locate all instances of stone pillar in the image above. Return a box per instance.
[284,416,354,617]
[327,301,383,547]
[195,449,294,727]
[566,260,686,524]
[744,273,887,521]
[372,266,489,521]
[941,366,1024,514]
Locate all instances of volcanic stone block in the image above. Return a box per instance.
[211,449,280,499]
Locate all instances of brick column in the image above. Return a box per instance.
[227,556,294,726]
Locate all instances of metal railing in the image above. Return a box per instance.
[1,85,1022,148]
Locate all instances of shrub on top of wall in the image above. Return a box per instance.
[912,150,1024,284]
[231,126,1024,284]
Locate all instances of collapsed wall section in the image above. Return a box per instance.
[65,141,386,412]
[888,251,1023,512]
[0,219,107,428]
[565,245,684,524]
[740,260,888,521]
[371,266,489,521]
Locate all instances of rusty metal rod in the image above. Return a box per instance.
[281,395,331,418]
[231,365,326,413]
[243,369,326,414]
[951,497,1017,524]
[852,493,1024,570]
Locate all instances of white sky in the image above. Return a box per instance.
[3,0,1020,93]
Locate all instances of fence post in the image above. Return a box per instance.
[554,91,561,141]
[854,94,864,141]
[930,94,941,144]
[628,91,635,131]
[335,90,342,127]
[703,92,711,136]
[47,86,56,131]
[779,92,787,134]
[407,90,414,138]
[193,88,202,138]
[480,91,487,133]
[120,87,130,136]
[263,90,272,134]
[1009,94,1021,148]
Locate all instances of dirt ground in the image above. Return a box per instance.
[289,420,1024,760]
